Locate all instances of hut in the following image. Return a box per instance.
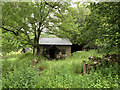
[38,38,72,59]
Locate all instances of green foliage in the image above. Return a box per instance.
[40,33,58,38]
[88,62,119,88]
[87,2,120,52]
[47,3,90,45]
[2,2,70,54]
[2,53,41,88]
[2,50,119,88]
[2,32,23,54]
[2,2,120,55]
[47,2,120,54]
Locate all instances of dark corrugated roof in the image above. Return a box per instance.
[39,38,72,45]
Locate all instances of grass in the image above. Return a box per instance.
[2,50,119,88]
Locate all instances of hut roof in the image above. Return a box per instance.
[39,38,72,45]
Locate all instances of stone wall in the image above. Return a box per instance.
[38,45,44,55]
[56,46,71,56]
[38,45,71,59]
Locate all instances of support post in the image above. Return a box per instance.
[83,60,86,74]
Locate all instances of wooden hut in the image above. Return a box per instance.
[38,38,72,59]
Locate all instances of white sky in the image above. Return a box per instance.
[2,0,120,2]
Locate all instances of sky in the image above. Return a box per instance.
[2,0,119,2]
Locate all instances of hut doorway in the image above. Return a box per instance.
[43,45,60,59]
[49,48,56,59]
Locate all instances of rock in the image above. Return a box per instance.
[32,59,38,63]
[32,66,36,69]
[88,56,101,61]
[93,62,98,65]
[88,56,96,60]
[21,47,31,53]
[32,59,38,66]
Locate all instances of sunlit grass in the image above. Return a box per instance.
[2,49,119,88]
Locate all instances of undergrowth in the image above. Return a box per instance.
[2,50,119,88]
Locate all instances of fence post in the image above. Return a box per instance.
[83,60,86,74]
[86,63,88,73]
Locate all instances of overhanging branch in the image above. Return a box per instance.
[2,27,18,36]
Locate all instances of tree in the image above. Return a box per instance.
[47,2,120,54]
[2,1,70,55]
[2,32,23,54]
[46,2,91,45]
[86,2,120,53]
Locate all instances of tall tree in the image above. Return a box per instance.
[2,1,70,55]
[47,2,91,45]
[86,2,120,52]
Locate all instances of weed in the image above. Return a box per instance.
[2,50,119,88]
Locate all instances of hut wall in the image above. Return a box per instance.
[38,45,71,59]
[56,46,71,56]
[38,45,44,55]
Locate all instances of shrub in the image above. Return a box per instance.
[2,53,40,88]
[2,50,119,88]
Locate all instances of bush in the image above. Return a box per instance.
[2,50,119,88]
[2,53,40,88]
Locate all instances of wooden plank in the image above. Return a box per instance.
[83,60,86,74]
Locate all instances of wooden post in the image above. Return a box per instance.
[83,60,86,74]
[86,63,88,73]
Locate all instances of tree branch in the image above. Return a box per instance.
[22,27,33,46]
[37,1,52,43]
[2,27,18,36]
[44,0,55,8]
[39,0,43,21]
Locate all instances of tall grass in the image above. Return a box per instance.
[2,50,119,88]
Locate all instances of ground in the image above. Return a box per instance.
[2,50,119,88]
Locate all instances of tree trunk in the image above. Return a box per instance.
[33,27,41,55]
[33,44,40,55]
[33,38,40,55]
[33,47,37,55]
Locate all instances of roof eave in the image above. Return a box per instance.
[39,44,72,45]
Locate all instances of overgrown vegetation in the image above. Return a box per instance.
[1,1,120,89]
[2,2,120,55]
[2,50,119,88]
